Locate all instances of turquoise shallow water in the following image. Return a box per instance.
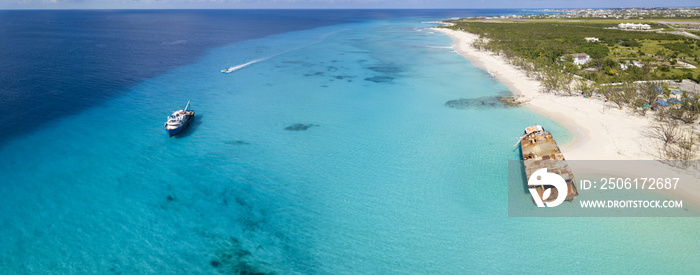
[1,18,699,273]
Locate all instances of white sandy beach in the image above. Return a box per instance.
[432,27,700,207]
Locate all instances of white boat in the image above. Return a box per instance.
[221,66,236,73]
[221,59,263,74]
[164,100,195,137]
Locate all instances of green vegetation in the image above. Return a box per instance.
[446,19,700,83]
[661,40,698,56]
[444,19,700,159]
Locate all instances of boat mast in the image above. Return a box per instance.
[184,100,191,112]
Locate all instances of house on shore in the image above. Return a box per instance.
[584,37,600,42]
[560,53,592,66]
[620,60,643,70]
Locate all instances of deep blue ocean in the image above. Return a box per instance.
[1,9,699,274]
[0,9,521,143]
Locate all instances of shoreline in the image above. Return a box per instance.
[432,27,700,208]
[432,27,658,160]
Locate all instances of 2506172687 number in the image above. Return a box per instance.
[598,178,679,190]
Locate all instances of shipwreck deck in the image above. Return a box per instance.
[520,126,579,202]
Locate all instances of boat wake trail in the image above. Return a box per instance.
[221,58,267,73]
[221,29,346,74]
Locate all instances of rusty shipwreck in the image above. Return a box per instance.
[517,125,578,203]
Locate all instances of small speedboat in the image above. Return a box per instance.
[165,100,195,137]
[221,66,235,73]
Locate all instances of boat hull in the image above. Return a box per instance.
[520,125,579,202]
[165,112,194,137]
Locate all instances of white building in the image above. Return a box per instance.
[618,23,651,30]
[584,37,600,42]
[561,53,592,66]
[620,61,643,70]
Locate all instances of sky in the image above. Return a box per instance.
[1,0,698,10]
